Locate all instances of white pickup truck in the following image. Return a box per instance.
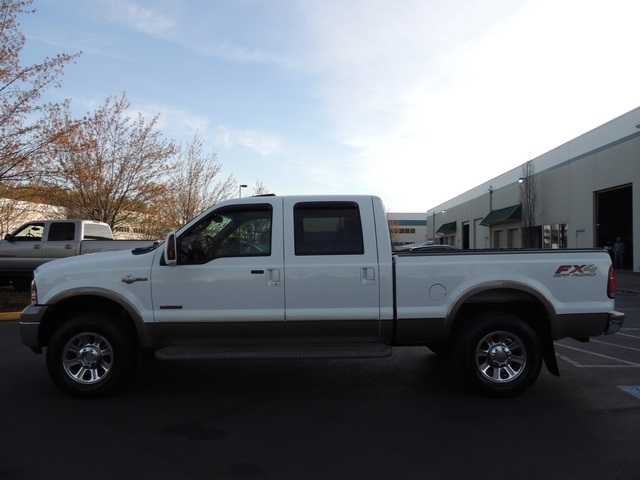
[19,195,624,398]
[0,219,156,290]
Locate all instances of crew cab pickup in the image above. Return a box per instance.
[0,219,156,290]
[19,195,625,398]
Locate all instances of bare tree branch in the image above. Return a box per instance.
[520,160,537,248]
[0,0,80,186]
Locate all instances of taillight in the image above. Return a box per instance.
[607,266,616,299]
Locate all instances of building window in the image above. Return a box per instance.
[542,224,567,249]
[391,227,416,234]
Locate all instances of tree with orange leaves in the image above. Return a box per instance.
[0,0,80,186]
[44,93,177,233]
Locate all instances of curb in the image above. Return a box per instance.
[0,312,20,322]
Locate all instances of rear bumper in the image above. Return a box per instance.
[553,311,625,339]
[605,311,625,335]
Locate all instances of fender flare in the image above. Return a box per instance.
[43,287,157,349]
[446,280,560,376]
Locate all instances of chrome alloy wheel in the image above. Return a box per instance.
[475,330,527,383]
[62,332,114,384]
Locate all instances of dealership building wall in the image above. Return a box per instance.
[427,107,640,273]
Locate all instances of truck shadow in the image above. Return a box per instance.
[128,347,467,398]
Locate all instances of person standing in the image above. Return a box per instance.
[613,237,625,268]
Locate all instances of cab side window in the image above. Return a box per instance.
[12,223,45,241]
[178,205,272,264]
[47,223,76,241]
[294,202,364,255]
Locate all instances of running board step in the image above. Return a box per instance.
[155,344,393,361]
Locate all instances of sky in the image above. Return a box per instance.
[19,0,640,213]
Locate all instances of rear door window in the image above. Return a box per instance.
[293,202,364,256]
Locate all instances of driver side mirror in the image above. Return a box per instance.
[4,234,13,242]
[164,232,177,266]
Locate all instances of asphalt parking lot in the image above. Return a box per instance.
[554,271,639,384]
[0,273,638,479]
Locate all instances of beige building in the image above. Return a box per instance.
[427,107,640,272]
[387,212,428,247]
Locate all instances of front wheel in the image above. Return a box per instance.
[453,312,542,397]
[46,313,136,398]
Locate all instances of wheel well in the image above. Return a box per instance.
[38,295,139,348]
[449,288,559,376]
[453,288,548,327]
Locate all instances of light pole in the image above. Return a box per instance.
[488,185,493,211]
[239,184,247,198]
[487,186,494,248]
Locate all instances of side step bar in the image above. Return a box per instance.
[155,344,393,361]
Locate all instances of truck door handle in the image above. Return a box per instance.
[361,267,375,286]
[65,245,73,249]
[267,268,280,287]
[33,245,41,250]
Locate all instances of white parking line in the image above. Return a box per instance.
[590,338,640,352]
[618,386,640,400]
[555,343,640,367]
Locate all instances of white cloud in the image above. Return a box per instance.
[215,127,284,157]
[135,102,210,140]
[285,0,640,211]
[100,0,177,37]
[34,0,640,212]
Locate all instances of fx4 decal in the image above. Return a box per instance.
[554,264,598,277]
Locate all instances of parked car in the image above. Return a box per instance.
[394,241,433,251]
[0,219,157,290]
[407,244,458,252]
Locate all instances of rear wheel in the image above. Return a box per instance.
[453,312,542,397]
[46,313,136,398]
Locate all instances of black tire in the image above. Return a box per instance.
[453,312,542,397]
[425,342,452,358]
[46,313,137,398]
